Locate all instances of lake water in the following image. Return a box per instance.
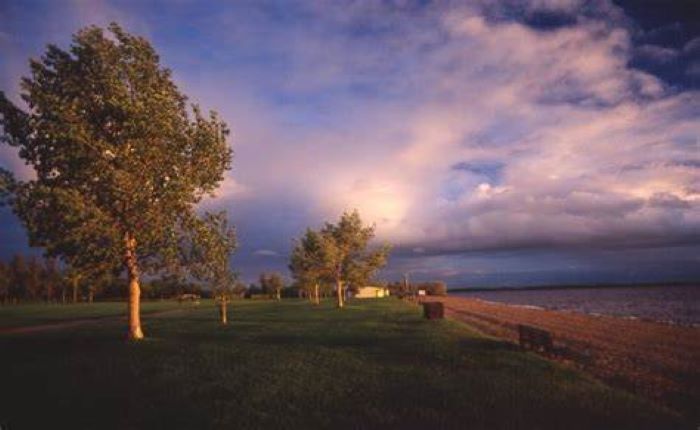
[453,285,700,326]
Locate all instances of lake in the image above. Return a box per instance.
[453,285,700,326]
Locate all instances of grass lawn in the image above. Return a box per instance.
[0,300,184,329]
[0,299,686,429]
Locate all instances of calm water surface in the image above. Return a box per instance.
[454,285,700,326]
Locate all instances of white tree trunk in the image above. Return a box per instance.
[125,234,144,340]
[336,279,344,308]
[219,297,228,324]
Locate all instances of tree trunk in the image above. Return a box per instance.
[336,279,344,308]
[62,288,66,304]
[219,297,228,324]
[314,283,320,305]
[276,289,281,301]
[72,278,79,304]
[88,290,94,304]
[125,233,144,340]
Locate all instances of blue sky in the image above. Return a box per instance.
[1,0,699,286]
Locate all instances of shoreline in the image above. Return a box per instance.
[449,282,700,293]
[465,297,700,328]
[421,295,700,421]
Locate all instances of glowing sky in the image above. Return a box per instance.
[1,0,698,286]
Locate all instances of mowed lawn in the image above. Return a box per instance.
[0,300,184,329]
[0,299,686,429]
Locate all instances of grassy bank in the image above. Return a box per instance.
[0,299,685,429]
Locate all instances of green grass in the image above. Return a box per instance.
[0,299,687,429]
[0,300,185,328]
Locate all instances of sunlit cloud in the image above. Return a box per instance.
[1,0,698,284]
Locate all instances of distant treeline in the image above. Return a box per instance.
[0,255,63,304]
[0,254,449,304]
[0,254,222,305]
[0,258,335,305]
[386,280,447,296]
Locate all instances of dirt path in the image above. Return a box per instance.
[0,307,192,335]
[421,296,700,421]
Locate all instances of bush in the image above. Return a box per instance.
[424,281,447,296]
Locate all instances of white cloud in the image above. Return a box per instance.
[1,0,697,269]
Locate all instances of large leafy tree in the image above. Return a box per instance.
[321,211,390,308]
[0,23,232,339]
[291,211,390,308]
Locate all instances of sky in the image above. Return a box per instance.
[0,0,698,287]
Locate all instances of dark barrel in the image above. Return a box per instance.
[422,302,444,319]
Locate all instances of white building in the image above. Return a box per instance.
[354,286,390,299]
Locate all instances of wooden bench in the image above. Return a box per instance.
[518,324,553,352]
[422,302,444,320]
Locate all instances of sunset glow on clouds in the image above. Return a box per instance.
[1,0,698,285]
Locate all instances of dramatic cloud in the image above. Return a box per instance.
[1,0,698,285]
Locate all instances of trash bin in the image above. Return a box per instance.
[422,302,444,319]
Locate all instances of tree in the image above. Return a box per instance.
[231,281,247,299]
[25,256,43,301]
[187,212,237,325]
[0,261,8,305]
[0,24,232,339]
[423,281,447,296]
[8,255,27,303]
[64,268,86,304]
[292,211,390,309]
[259,272,284,300]
[323,211,390,308]
[289,229,328,305]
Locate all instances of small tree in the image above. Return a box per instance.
[260,272,284,300]
[231,281,247,299]
[289,229,328,305]
[0,24,232,339]
[8,255,28,303]
[188,212,237,325]
[0,261,8,305]
[42,258,61,303]
[425,281,447,296]
[65,269,83,304]
[25,256,43,301]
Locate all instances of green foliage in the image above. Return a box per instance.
[290,210,390,306]
[0,167,15,207]
[259,272,285,299]
[321,210,391,289]
[388,280,448,296]
[231,281,247,298]
[187,211,237,300]
[0,23,232,281]
[0,260,9,303]
[289,229,328,294]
